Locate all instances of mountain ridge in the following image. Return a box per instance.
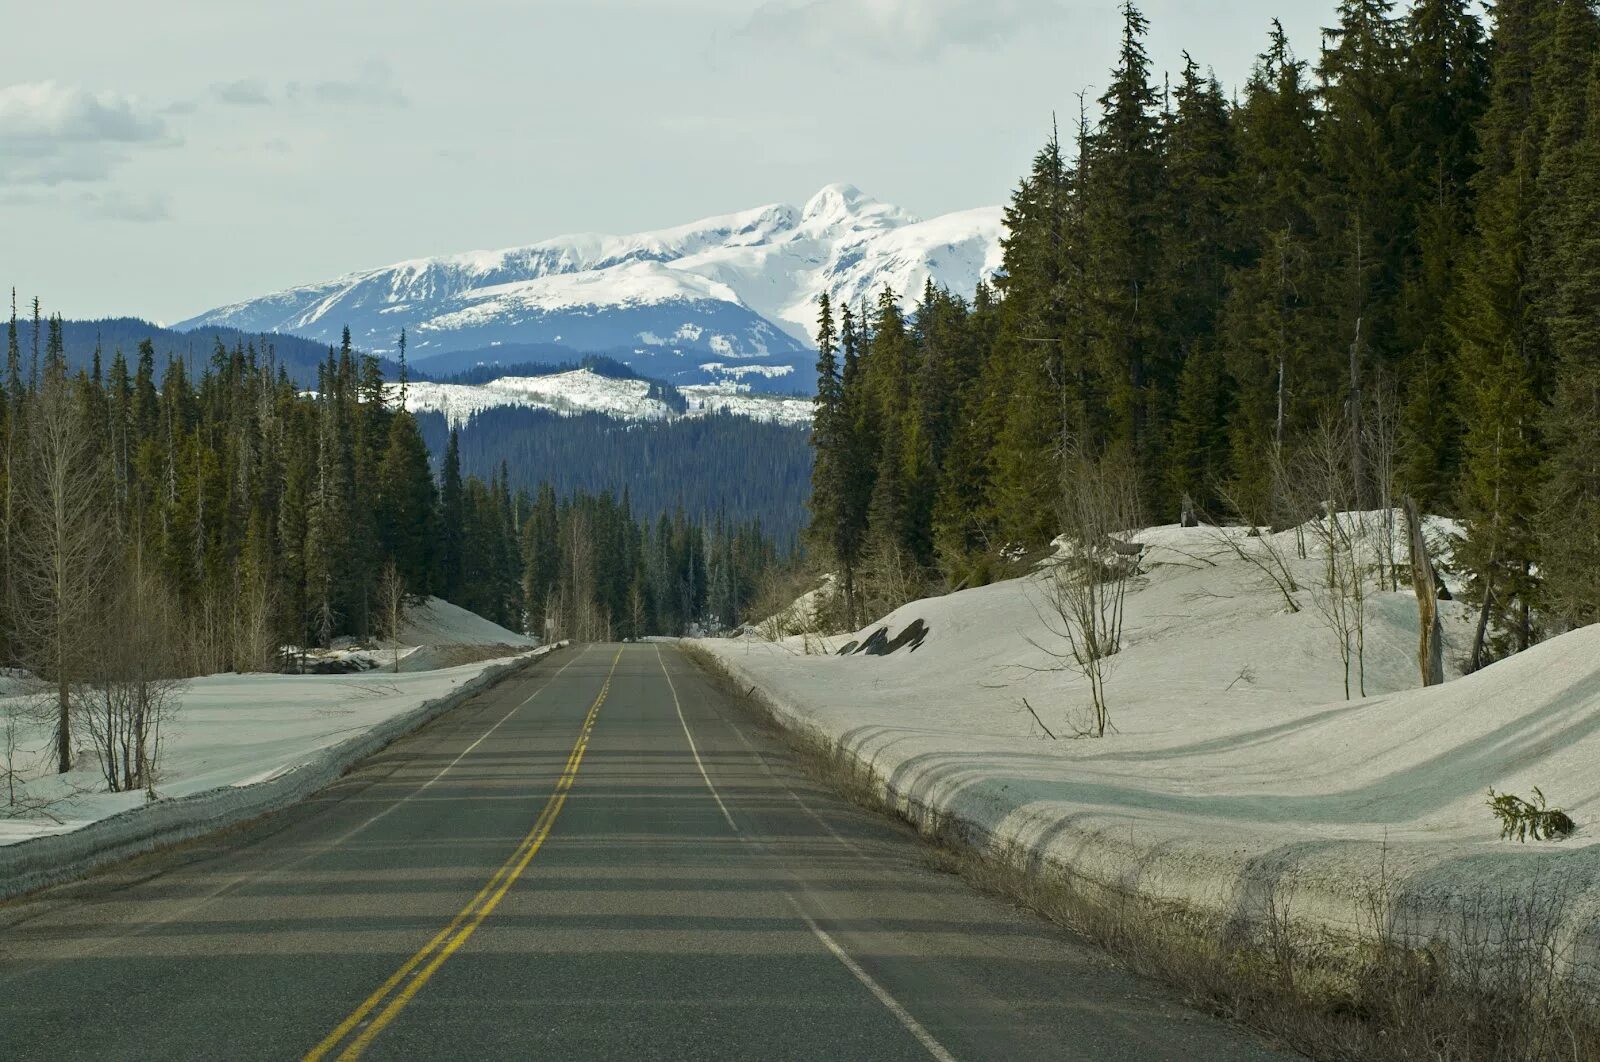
[176,184,1003,387]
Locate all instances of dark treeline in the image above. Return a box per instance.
[0,305,778,772]
[808,0,1600,662]
[45,315,400,389]
[516,483,777,643]
[428,407,811,544]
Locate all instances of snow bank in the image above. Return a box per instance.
[0,644,560,900]
[292,596,535,674]
[695,521,1600,981]
[397,596,534,650]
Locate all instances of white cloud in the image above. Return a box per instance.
[0,81,173,185]
[287,61,408,108]
[739,0,1062,62]
[213,78,272,106]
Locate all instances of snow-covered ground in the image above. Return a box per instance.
[398,368,812,429]
[696,518,1600,972]
[0,597,538,853]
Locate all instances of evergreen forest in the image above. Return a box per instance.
[805,0,1600,664]
[0,306,781,713]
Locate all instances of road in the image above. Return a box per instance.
[0,643,1290,1061]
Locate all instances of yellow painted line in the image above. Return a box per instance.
[304,646,624,1062]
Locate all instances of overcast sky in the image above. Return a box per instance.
[1,1,1336,324]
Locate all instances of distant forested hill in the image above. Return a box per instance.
[416,407,812,544]
[33,315,401,387]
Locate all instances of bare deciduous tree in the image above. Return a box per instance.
[627,583,647,642]
[13,370,110,774]
[1365,373,1402,591]
[233,566,278,674]
[378,559,408,673]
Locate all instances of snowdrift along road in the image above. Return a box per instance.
[697,519,1600,982]
[0,597,550,899]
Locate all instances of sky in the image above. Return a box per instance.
[1,1,1337,324]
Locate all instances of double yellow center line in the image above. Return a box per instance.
[305,647,623,1061]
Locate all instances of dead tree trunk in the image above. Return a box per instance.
[1403,497,1444,687]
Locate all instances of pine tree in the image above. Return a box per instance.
[1220,22,1323,519]
[1392,0,1488,507]
[1538,53,1600,629]
[1160,54,1240,512]
[375,409,437,593]
[437,427,466,601]
[807,294,843,555]
[1083,1,1168,507]
[988,129,1077,545]
[833,304,873,620]
[1451,0,1558,658]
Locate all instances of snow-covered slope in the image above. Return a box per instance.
[176,185,1003,386]
[398,368,813,429]
[698,517,1600,970]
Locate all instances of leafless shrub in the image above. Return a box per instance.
[73,557,186,795]
[856,538,928,625]
[185,585,234,678]
[1032,447,1142,738]
[0,690,46,812]
[1214,465,1306,614]
[750,568,832,645]
[1294,416,1370,699]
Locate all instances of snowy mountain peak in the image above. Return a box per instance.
[802,182,866,219]
[178,186,1002,388]
[800,182,917,235]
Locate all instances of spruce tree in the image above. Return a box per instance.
[1451,0,1556,658]
[1219,22,1322,519]
[988,131,1077,545]
[376,409,438,593]
[1160,54,1239,512]
[437,427,466,602]
[1392,0,1488,507]
[1083,1,1168,507]
[1538,54,1600,629]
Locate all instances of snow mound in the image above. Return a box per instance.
[398,596,533,649]
[697,518,1600,977]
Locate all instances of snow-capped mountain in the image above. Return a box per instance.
[398,369,813,429]
[177,185,1003,387]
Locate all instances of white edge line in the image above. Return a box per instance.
[790,901,961,1062]
[653,644,959,1062]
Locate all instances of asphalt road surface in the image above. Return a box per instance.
[0,643,1293,1061]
